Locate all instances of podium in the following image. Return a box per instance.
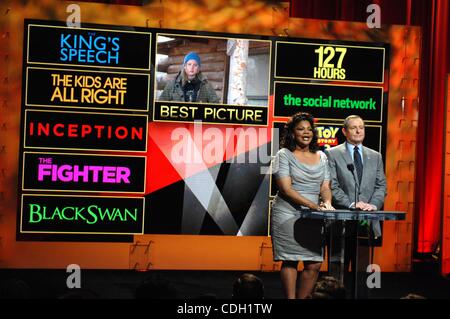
[299,210,406,299]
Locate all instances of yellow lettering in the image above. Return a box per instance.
[50,87,63,102]
[160,105,170,118]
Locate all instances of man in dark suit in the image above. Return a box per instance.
[325,115,387,286]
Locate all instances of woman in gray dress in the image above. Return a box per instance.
[271,112,334,299]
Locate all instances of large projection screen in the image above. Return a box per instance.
[18,19,389,241]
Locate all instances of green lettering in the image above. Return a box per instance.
[98,207,114,220]
[61,207,74,220]
[74,207,87,222]
[283,94,302,106]
[86,205,98,224]
[112,209,125,221]
[51,207,63,220]
[124,208,138,221]
[28,204,42,223]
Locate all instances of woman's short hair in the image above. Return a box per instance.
[280,112,319,152]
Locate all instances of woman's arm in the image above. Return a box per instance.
[319,180,335,210]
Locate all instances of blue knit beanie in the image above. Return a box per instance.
[183,52,201,66]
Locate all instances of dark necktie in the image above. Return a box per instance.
[354,146,363,184]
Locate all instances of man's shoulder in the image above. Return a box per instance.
[325,143,345,155]
[363,146,381,156]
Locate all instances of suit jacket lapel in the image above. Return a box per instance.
[361,146,370,188]
[339,143,353,164]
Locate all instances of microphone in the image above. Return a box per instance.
[346,163,354,173]
[347,163,360,210]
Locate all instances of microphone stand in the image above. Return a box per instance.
[346,164,360,209]
[346,163,360,298]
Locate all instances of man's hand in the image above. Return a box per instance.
[355,201,377,211]
[319,202,335,211]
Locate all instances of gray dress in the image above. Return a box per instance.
[271,148,330,262]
